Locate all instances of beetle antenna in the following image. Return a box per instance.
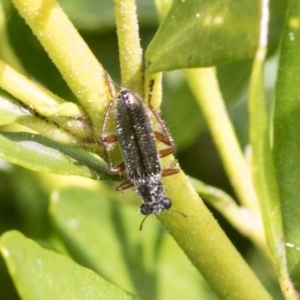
[139,209,187,231]
[139,215,150,231]
[171,209,187,218]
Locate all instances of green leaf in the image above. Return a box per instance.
[249,47,283,258]
[217,60,253,104]
[0,114,16,126]
[0,132,114,180]
[273,0,300,291]
[50,186,215,300]
[146,0,259,72]
[0,231,140,300]
[0,90,29,125]
[268,0,289,54]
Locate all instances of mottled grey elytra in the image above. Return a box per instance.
[101,83,180,228]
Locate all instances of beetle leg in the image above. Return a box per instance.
[116,179,134,191]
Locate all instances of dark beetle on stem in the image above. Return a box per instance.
[101,82,183,228]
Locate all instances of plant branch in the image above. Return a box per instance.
[158,171,272,300]
[12,0,112,135]
[184,68,259,213]
[114,0,143,95]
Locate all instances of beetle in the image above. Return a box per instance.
[101,81,181,227]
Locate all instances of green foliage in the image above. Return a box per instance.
[0,231,140,300]
[146,0,259,72]
[0,132,111,180]
[0,0,298,299]
[273,0,300,290]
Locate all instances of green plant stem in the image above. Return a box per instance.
[0,60,90,140]
[158,171,272,300]
[184,68,259,214]
[143,72,163,109]
[148,3,270,296]
[190,177,270,259]
[114,0,163,108]
[114,0,143,95]
[12,0,111,135]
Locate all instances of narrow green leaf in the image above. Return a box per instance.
[146,0,259,72]
[0,59,91,139]
[189,177,268,255]
[0,113,16,126]
[249,48,282,261]
[273,0,300,291]
[0,132,114,180]
[0,89,90,144]
[248,2,299,298]
[0,231,140,300]
[0,90,29,125]
[50,186,214,300]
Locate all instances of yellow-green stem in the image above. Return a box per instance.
[158,171,272,300]
[185,68,259,213]
[114,0,143,95]
[12,0,111,135]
